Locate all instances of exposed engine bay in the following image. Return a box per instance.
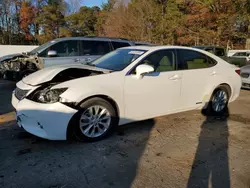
[0,54,44,81]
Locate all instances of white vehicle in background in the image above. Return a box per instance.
[240,65,250,89]
[232,51,250,62]
[228,50,250,57]
[12,46,241,141]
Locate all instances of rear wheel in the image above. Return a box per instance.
[73,97,118,142]
[205,86,230,116]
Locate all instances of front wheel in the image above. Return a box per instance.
[205,86,230,116]
[73,97,118,142]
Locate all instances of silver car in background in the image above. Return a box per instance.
[0,37,140,80]
[241,65,250,89]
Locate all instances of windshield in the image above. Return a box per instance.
[92,49,147,71]
[29,40,55,55]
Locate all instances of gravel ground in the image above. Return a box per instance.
[0,80,250,188]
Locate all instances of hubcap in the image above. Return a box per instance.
[79,105,111,138]
[212,90,228,112]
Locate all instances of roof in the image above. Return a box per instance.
[120,45,209,51]
[52,37,131,43]
[119,45,223,61]
[193,45,225,49]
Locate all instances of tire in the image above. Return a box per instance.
[204,86,230,116]
[73,97,118,142]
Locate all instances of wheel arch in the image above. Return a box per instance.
[202,82,232,110]
[66,95,120,140]
[215,83,232,98]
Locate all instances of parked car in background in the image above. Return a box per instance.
[0,37,142,81]
[240,65,250,89]
[193,46,249,67]
[232,51,250,61]
[193,46,227,57]
[12,46,241,141]
[228,50,250,57]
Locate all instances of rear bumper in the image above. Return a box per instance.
[241,77,250,89]
[12,93,77,140]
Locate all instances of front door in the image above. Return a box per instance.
[41,40,80,67]
[124,50,182,121]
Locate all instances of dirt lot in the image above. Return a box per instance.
[0,80,250,188]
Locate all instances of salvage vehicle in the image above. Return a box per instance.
[193,46,249,67]
[0,37,136,81]
[240,64,250,89]
[12,46,241,141]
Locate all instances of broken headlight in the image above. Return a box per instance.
[30,87,68,104]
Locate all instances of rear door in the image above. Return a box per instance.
[79,40,112,64]
[41,40,81,67]
[176,49,218,110]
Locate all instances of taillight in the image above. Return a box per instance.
[235,69,241,75]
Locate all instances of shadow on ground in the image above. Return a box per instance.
[187,108,230,188]
[0,117,155,188]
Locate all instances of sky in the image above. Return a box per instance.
[82,0,108,7]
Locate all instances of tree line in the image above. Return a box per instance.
[0,0,249,49]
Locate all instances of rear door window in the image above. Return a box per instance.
[80,40,112,56]
[177,49,216,70]
[111,42,131,50]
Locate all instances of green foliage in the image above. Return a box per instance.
[0,0,250,48]
[102,0,116,12]
[36,0,66,43]
[66,6,100,37]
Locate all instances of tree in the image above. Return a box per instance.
[66,6,100,36]
[101,0,183,44]
[19,1,36,40]
[36,0,66,43]
[102,0,116,11]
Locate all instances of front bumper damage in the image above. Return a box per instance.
[12,93,77,140]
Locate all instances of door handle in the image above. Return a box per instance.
[211,71,217,76]
[74,58,80,62]
[169,74,181,80]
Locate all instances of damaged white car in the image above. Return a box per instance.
[12,46,241,141]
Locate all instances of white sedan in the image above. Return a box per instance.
[12,46,241,141]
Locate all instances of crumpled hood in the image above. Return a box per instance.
[22,64,111,86]
[241,64,250,72]
[0,53,24,62]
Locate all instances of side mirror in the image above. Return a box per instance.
[47,50,57,57]
[135,64,154,79]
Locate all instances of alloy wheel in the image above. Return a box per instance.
[79,105,111,138]
[212,90,228,112]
